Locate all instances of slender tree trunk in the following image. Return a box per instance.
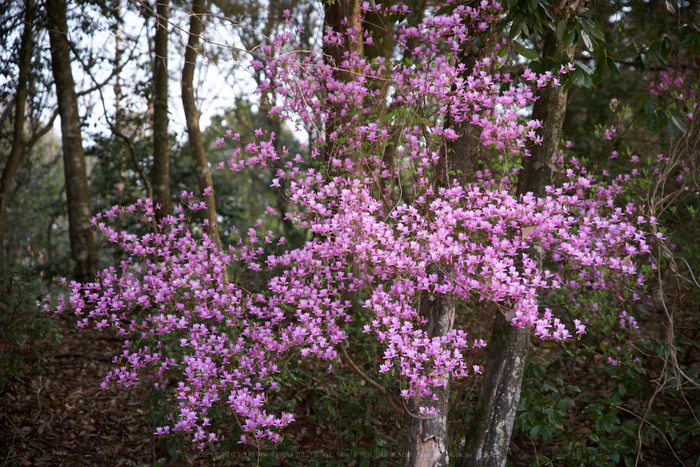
[152,0,171,220]
[181,0,222,251]
[46,0,98,282]
[402,28,496,467]
[460,31,572,467]
[402,292,456,467]
[0,0,34,272]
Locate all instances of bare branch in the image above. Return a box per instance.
[338,343,403,416]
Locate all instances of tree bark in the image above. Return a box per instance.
[460,312,529,467]
[322,0,363,166]
[152,0,172,220]
[402,28,496,467]
[402,292,456,467]
[181,0,222,251]
[460,31,572,467]
[46,0,99,282]
[323,0,364,83]
[0,0,34,272]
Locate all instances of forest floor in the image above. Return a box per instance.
[0,312,172,466]
[0,312,395,466]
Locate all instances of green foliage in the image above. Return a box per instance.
[508,337,700,466]
[0,268,61,392]
[1,131,72,278]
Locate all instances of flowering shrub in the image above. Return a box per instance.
[52,1,657,450]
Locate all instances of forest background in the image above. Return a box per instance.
[0,0,699,466]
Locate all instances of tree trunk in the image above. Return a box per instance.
[402,29,496,467]
[152,0,171,220]
[181,0,222,251]
[0,0,34,272]
[460,31,572,467]
[46,0,99,282]
[460,312,529,467]
[402,292,456,467]
[322,0,363,166]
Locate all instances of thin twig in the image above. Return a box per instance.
[338,344,403,416]
[615,404,684,466]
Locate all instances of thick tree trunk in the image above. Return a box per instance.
[152,0,171,220]
[460,31,572,467]
[46,0,99,282]
[181,0,222,251]
[0,0,34,271]
[402,30,496,467]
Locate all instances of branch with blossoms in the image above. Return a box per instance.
[50,0,661,449]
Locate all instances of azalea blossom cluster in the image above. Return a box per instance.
[53,1,655,449]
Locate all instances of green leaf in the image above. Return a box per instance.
[669,108,685,119]
[574,59,593,75]
[556,19,566,43]
[553,412,565,426]
[668,119,679,137]
[580,29,593,50]
[556,397,574,409]
[662,37,672,55]
[644,97,656,114]
[591,71,603,87]
[647,112,660,133]
[669,109,688,133]
[515,42,539,60]
[640,52,650,68]
[561,75,573,93]
[670,114,688,133]
[647,40,661,59]
[508,21,522,40]
[585,24,605,42]
[563,28,576,47]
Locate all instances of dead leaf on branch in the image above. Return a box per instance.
[521,226,537,240]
